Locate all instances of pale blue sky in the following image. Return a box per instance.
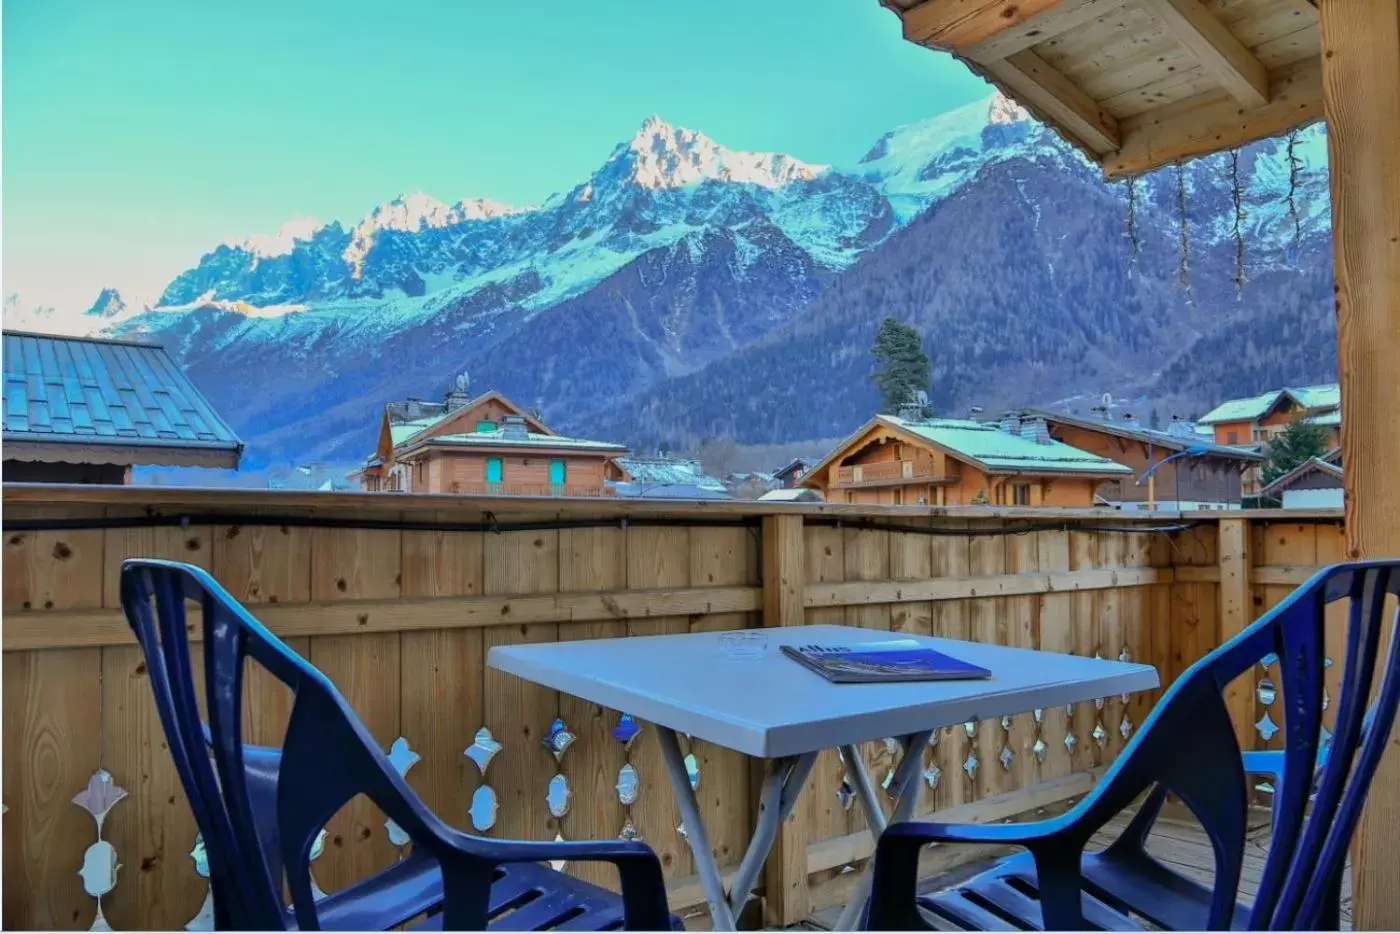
[3,0,988,314]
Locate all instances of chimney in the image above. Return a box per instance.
[444,388,473,410]
[1023,417,1053,445]
[501,414,528,440]
[1121,412,1141,431]
[999,411,1021,434]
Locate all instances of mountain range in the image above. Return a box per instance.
[4,93,1336,470]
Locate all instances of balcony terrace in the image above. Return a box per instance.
[0,483,1367,930]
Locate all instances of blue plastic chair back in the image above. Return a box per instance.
[1107,560,1400,930]
[119,558,496,930]
[870,560,1400,931]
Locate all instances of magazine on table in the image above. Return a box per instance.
[780,638,992,684]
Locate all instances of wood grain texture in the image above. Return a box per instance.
[2,648,104,930]
[482,528,561,846]
[1140,0,1269,106]
[555,526,628,887]
[1311,26,1400,905]
[623,526,692,880]
[400,520,485,838]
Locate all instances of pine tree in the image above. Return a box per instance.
[1262,417,1331,485]
[871,317,931,414]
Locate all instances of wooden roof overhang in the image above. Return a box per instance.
[879,0,1323,178]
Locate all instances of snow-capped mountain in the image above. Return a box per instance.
[85,288,129,319]
[41,92,1331,468]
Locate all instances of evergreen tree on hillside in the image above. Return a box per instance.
[871,317,931,414]
[1263,417,1331,486]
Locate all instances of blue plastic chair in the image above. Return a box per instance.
[867,560,1400,931]
[120,558,677,931]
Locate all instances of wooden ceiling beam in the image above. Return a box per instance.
[965,0,1132,64]
[901,0,1071,51]
[984,49,1122,153]
[1141,0,1270,107]
[1102,56,1322,179]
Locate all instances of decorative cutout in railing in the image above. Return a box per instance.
[467,727,502,832]
[615,712,643,840]
[385,737,421,852]
[73,769,126,932]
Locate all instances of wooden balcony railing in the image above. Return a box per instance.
[834,460,944,485]
[450,481,610,497]
[0,485,1356,930]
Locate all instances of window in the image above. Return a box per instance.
[1226,431,1238,445]
[485,456,503,486]
[549,459,567,488]
[475,420,496,433]
[1012,483,1031,506]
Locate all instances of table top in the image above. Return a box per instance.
[487,624,1160,758]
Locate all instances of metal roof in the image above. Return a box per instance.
[2,330,242,466]
[1024,409,1266,462]
[1198,384,1341,425]
[403,428,626,454]
[613,457,728,492]
[1261,456,1345,496]
[886,415,1133,476]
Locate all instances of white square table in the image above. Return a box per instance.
[488,624,1159,931]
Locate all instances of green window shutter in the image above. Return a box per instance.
[549,459,567,485]
[475,420,496,433]
[486,457,503,483]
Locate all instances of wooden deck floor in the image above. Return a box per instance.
[797,807,1352,931]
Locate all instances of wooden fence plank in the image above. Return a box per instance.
[2,648,103,930]
[1069,532,1101,772]
[556,526,628,887]
[482,527,561,847]
[624,526,693,881]
[687,527,756,883]
[400,522,485,838]
[930,526,972,812]
[307,526,402,893]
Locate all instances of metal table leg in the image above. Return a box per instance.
[656,726,816,931]
[832,731,934,932]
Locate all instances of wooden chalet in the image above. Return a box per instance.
[1,330,242,483]
[1261,445,1343,508]
[772,457,812,489]
[1027,408,1264,510]
[1199,383,1341,449]
[357,388,626,496]
[879,0,1398,924]
[801,412,1133,507]
[1198,383,1341,493]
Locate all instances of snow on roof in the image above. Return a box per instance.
[759,488,823,502]
[1198,383,1340,424]
[613,457,727,491]
[885,415,1133,475]
[1304,409,1341,428]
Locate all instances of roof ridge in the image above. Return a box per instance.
[2,329,163,350]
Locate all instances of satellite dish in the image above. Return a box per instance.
[1101,392,1113,408]
[915,389,929,406]
[454,371,470,392]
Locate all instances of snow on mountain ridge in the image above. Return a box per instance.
[614,115,827,190]
[228,217,327,258]
[343,191,523,277]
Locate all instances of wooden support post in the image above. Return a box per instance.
[760,514,809,926]
[1217,518,1254,751]
[1319,1,1400,927]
